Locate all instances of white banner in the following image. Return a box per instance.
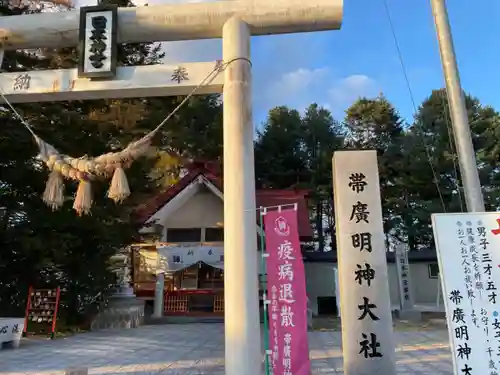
[432,212,500,375]
[157,245,224,275]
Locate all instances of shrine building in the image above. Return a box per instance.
[130,161,327,317]
[129,162,443,318]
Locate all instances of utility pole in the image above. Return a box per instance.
[430,0,485,212]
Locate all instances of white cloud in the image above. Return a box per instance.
[261,67,379,119]
[279,68,330,93]
[328,74,378,114]
[262,67,331,112]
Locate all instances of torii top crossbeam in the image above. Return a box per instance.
[0,0,342,50]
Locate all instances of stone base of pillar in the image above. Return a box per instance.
[65,368,88,375]
[90,294,145,331]
[1,339,21,350]
[395,309,422,322]
[307,307,313,330]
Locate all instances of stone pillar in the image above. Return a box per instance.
[222,17,261,375]
[332,150,396,375]
[395,244,421,321]
[110,252,135,298]
[153,272,165,318]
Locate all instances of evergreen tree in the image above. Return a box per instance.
[255,104,343,251]
[255,106,307,190]
[343,95,406,248]
[0,0,172,323]
[401,89,500,249]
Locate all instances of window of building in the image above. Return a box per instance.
[172,255,182,264]
[205,227,224,242]
[428,263,439,279]
[167,228,202,242]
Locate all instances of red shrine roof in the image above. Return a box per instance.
[135,162,313,239]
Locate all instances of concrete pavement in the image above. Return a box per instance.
[0,324,453,375]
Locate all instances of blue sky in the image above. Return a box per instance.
[249,0,500,124]
[85,0,500,127]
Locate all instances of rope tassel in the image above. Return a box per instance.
[73,179,93,216]
[108,166,130,203]
[0,57,228,216]
[43,170,65,211]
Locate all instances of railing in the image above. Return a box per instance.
[164,290,224,314]
[164,293,189,313]
[214,294,224,312]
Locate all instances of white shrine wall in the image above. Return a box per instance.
[303,261,443,316]
[304,262,336,316]
[163,190,223,232]
[392,262,443,306]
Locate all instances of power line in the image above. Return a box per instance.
[382,0,447,212]
[441,90,465,212]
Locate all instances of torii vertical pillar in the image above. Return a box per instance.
[222,17,261,375]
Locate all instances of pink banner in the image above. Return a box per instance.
[264,207,311,375]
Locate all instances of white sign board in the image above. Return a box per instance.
[432,212,500,375]
[0,318,24,345]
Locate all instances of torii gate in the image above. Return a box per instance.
[0,1,343,374]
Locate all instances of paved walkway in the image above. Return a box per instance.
[0,324,453,375]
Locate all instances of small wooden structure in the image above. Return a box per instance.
[23,287,61,338]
